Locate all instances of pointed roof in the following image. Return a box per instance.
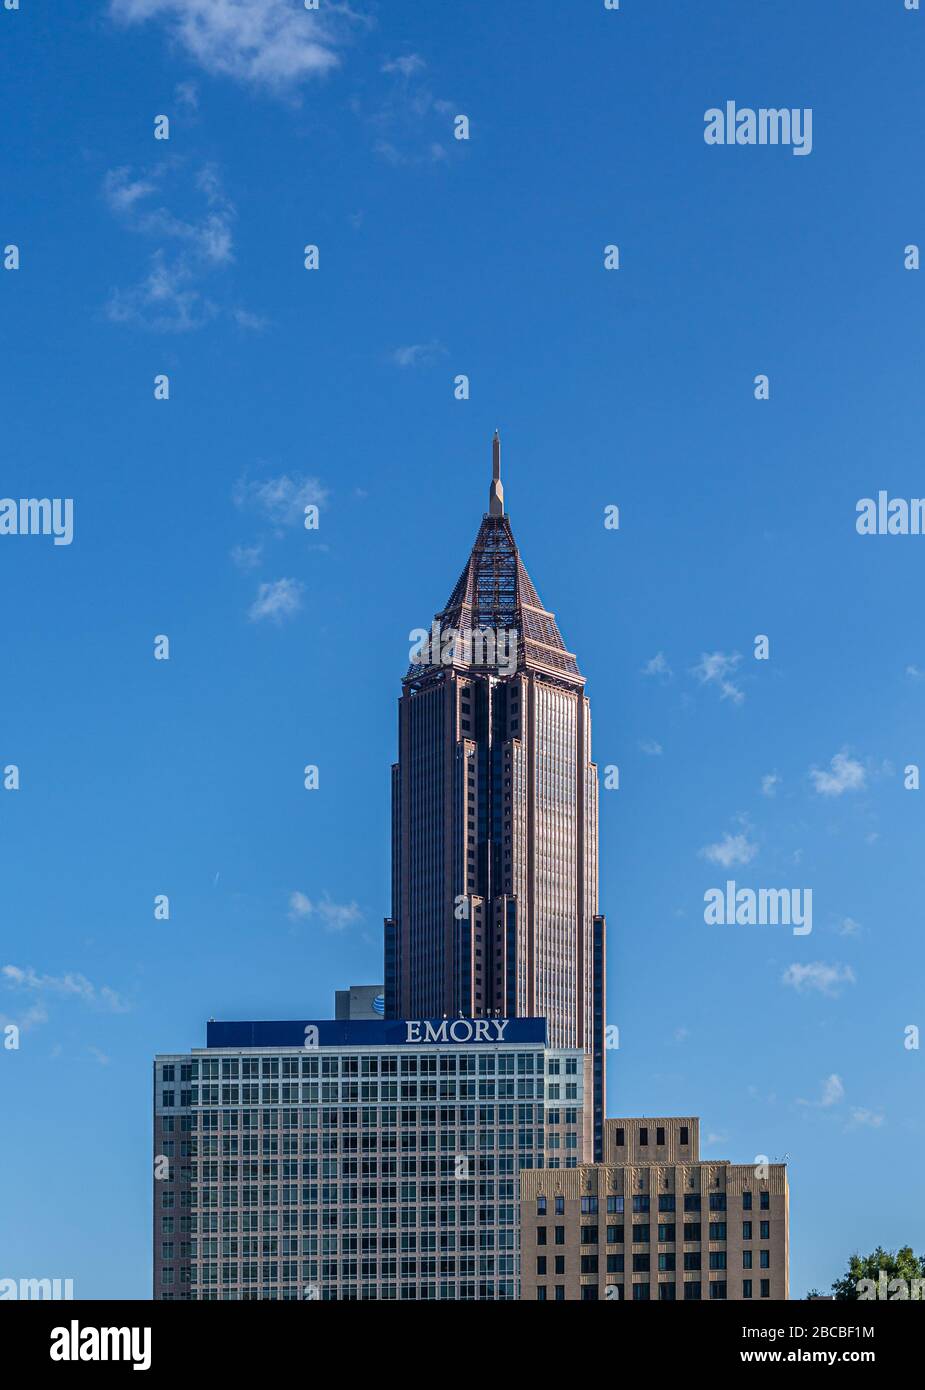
[406,435,584,687]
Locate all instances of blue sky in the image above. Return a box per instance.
[1,0,923,1300]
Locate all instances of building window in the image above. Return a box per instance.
[537,1197,546,1215]
[760,1221,770,1240]
[555,1227,565,1246]
[580,1226,598,1245]
[743,1279,753,1298]
[656,1127,665,1146]
[607,1196,624,1214]
[760,1192,770,1210]
[683,1223,701,1241]
[580,1285,598,1301]
[709,1281,727,1300]
[743,1221,752,1240]
[580,1197,598,1214]
[632,1283,650,1301]
[658,1281,676,1300]
[743,1250,753,1269]
[760,1250,770,1269]
[632,1225,649,1244]
[537,1227,547,1246]
[683,1281,701,1301]
[536,1286,547,1301]
[537,1257,547,1276]
[680,1126,689,1146]
[555,1196,564,1215]
[683,1194,701,1213]
[709,1193,726,1211]
[580,1255,598,1274]
[657,1224,675,1243]
[615,1128,625,1147]
[742,1191,752,1210]
[658,1195,675,1213]
[708,1222,726,1240]
[639,1128,648,1146]
[709,1252,727,1271]
[683,1253,701,1271]
[632,1195,649,1213]
[760,1279,770,1298]
[632,1254,650,1273]
[606,1225,623,1244]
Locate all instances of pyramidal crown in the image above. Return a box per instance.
[406,434,583,685]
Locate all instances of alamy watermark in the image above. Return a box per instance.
[0,1276,74,1299]
[856,492,925,535]
[704,881,812,935]
[0,497,74,545]
[704,102,813,156]
[409,621,518,677]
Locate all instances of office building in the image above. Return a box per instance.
[153,1013,588,1300]
[519,1117,789,1300]
[385,435,606,1156]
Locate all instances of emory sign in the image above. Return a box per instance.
[405,1018,510,1043]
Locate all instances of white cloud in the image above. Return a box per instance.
[232,307,268,332]
[288,892,361,932]
[905,665,923,681]
[382,54,426,77]
[390,341,446,368]
[699,831,757,868]
[105,164,235,264]
[110,0,342,92]
[103,164,239,331]
[641,651,672,679]
[106,251,217,333]
[2,965,130,1014]
[248,578,304,624]
[761,773,781,797]
[838,916,862,937]
[103,167,159,213]
[234,473,328,527]
[848,1108,884,1129]
[798,1073,844,1108]
[781,961,856,997]
[691,650,744,704]
[809,752,866,798]
[231,542,263,571]
[638,740,663,756]
[175,79,199,109]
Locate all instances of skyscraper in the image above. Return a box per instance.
[385,435,607,1157]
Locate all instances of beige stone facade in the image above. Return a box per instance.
[519,1117,788,1301]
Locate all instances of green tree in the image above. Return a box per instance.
[830,1246,925,1300]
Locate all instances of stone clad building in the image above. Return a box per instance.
[519,1117,789,1301]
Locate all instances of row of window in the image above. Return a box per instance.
[537,1280,772,1301]
[161,1053,573,1083]
[539,1191,771,1215]
[163,1281,517,1300]
[161,1104,561,1132]
[552,1252,772,1273]
[574,1221,771,1244]
[613,1126,689,1148]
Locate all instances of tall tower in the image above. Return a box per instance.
[385,435,606,1157]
